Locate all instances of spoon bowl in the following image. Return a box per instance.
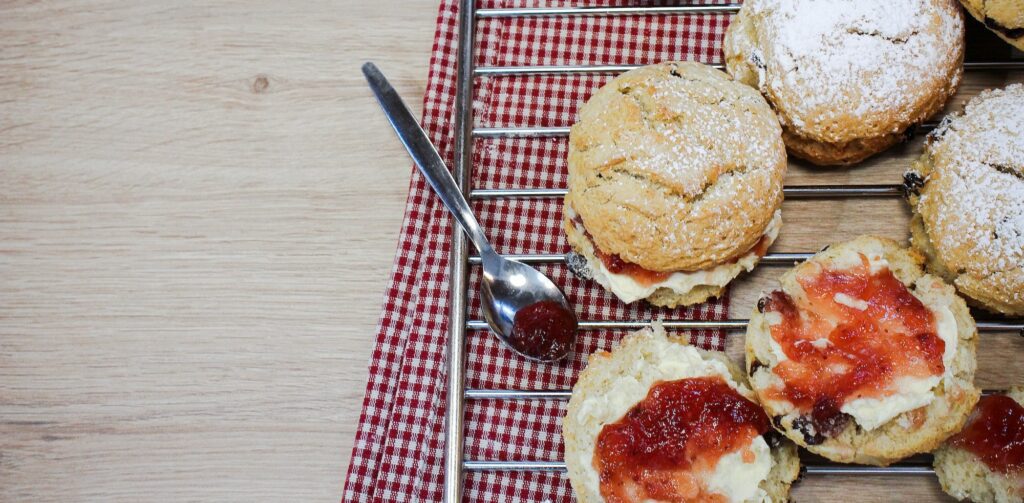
[480,252,576,361]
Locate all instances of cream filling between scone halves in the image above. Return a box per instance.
[756,246,959,432]
[568,207,782,304]
[572,334,774,503]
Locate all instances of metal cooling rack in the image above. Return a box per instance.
[443,2,1024,501]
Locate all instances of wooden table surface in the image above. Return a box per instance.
[1,1,1020,502]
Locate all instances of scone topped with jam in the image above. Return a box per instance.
[905,84,1024,317]
[746,236,980,465]
[563,324,800,502]
[564,62,786,307]
[934,387,1024,503]
[724,0,964,166]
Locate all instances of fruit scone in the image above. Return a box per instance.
[904,84,1024,317]
[959,0,1024,51]
[934,387,1024,503]
[746,236,980,465]
[724,0,964,166]
[563,324,800,503]
[564,62,786,308]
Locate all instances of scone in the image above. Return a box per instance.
[959,0,1024,51]
[564,62,786,308]
[724,0,964,166]
[563,324,800,502]
[934,387,1024,503]
[745,236,980,465]
[904,84,1024,317]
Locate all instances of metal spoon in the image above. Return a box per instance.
[362,62,577,362]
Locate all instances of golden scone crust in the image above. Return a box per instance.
[959,0,1024,51]
[563,324,800,503]
[905,84,1024,317]
[934,387,1024,503]
[724,0,964,166]
[745,236,980,466]
[564,61,786,273]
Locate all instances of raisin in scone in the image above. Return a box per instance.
[564,62,786,308]
[746,236,980,465]
[905,84,1024,317]
[934,387,1024,503]
[563,324,800,502]
[724,0,964,166]
[960,0,1024,51]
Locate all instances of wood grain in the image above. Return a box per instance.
[0,1,435,501]
[0,1,1020,502]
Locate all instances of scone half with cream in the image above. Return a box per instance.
[564,61,786,307]
[934,387,1024,503]
[563,324,800,503]
[904,83,1024,317]
[746,236,980,465]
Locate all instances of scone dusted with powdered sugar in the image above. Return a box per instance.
[564,62,786,308]
[934,387,1024,503]
[724,0,964,166]
[746,236,980,465]
[563,324,800,503]
[905,84,1024,317]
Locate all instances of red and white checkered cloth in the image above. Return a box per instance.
[344,1,735,501]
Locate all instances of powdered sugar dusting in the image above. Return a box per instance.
[922,84,1024,301]
[591,64,782,197]
[745,0,962,135]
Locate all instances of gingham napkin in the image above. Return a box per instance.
[344,1,735,501]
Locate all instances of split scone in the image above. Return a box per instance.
[564,62,786,308]
[934,387,1024,503]
[959,0,1024,51]
[746,236,980,465]
[904,84,1024,317]
[563,324,800,503]
[724,0,964,166]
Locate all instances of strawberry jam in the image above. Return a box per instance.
[761,254,944,442]
[572,213,770,287]
[594,376,770,502]
[950,395,1024,474]
[510,300,577,360]
[593,248,672,286]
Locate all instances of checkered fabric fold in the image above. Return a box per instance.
[344,1,735,501]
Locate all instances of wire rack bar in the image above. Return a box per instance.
[465,388,1001,400]
[473,126,570,138]
[467,319,1024,333]
[443,0,476,500]
[465,389,572,400]
[463,460,935,475]
[473,122,940,139]
[475,61,1024,77]
[470,184,904,199]
[476,5,742,18]
[474,63,719,76]
[467,252,813,265]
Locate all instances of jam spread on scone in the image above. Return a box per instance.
[762,253,945,442]
[594,376,770,502]
[594,248,672,286]
[950,395,1024,474]
[575,215,772,286]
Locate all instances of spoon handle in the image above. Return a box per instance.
[363,62,494,256]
